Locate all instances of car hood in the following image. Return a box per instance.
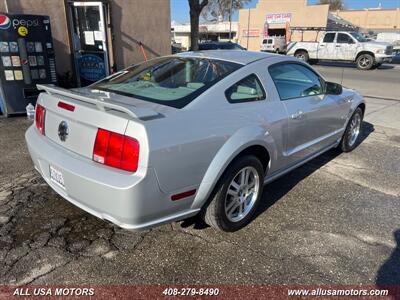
[361,41,392,48]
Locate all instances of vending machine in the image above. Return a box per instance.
[0,13,57,117]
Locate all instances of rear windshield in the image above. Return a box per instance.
[91,57,241,108]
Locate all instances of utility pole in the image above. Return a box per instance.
[228,0,233,41]
[246,8,250,49]
[4,0,9,12]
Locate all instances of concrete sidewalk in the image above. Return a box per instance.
[364,97,400,130]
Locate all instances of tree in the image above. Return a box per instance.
[188,0,209,51]
[318,0,345,11]
[201,0,251,22]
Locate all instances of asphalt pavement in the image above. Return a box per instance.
[0,67,399,286]
[315,62,400,100]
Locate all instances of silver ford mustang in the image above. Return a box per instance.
[26,51,365,232]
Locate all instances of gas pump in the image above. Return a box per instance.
[0,13,57,117]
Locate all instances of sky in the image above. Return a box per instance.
[171,0,400,23]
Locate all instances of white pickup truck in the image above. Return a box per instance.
[287,31,394,70]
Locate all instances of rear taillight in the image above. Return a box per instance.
[35,103,46,135]
[93,128,140,172]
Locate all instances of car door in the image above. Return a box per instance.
[317,32,337,60]
[268,62,343,163]
[336,33,357,60]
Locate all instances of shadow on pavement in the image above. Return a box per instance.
[180,121,374,230]
[376,229,400,298]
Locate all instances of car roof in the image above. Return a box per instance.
[176,50,275,65]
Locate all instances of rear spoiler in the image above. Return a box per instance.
[36,84,162,120]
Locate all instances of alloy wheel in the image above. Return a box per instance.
[359,56,371,68]
[348,113,361,147]
[224,166,260,223]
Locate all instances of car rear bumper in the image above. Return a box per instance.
[25,126,199,230]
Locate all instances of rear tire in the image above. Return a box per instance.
[356,54,374,70]
[340,107,363,152]
[295,50,309,63]
[202,155,264,232]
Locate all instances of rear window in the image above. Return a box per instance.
[91,57,241,108]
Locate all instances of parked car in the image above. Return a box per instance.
[197,41,246,51]
[261,36,287,54]
[26,51,365,232]
[287,31,394,70]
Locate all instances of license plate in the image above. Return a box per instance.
[49,165,65,189]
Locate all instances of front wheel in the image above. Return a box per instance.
[356,54,374,70]
[202,155,264,232]
[340,107,363,152]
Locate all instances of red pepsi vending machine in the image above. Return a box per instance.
[0,13,57,117]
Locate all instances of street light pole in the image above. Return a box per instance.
[229,0,233,41]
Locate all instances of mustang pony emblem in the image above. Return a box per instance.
[58,121,69,142]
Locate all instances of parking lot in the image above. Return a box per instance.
[0,63,399,286]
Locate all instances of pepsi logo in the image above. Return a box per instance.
[0,15,11,30]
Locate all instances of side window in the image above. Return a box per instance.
[337,33,353,43]
[323,33,335,43]
[269,63,324,100]
[225,74,266,103]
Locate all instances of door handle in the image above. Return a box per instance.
[320,44,325,47]
[336,45,341,47]
[291,110,304,120]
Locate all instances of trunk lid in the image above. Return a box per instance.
[36,84,164,161]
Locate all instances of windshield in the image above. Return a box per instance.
[91,57,241,108]
[350,32,368,42]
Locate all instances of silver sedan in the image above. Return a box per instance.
[26,51,365,232]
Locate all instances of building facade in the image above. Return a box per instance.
[0,0,171,86]
[238,0,400,51]
[172,21,239,50]
[333,8,400,32]
[238,0,330,51]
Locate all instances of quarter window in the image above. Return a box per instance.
[225,74,266,103]
[323,33,335,43]
[269,63,324,100]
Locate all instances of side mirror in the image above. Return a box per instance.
[325,81,343,95]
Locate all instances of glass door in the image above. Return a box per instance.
[68,1,109,86]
